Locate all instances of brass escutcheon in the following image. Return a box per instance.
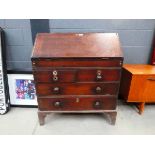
[53,70,57,75]
[76,98,80,103]
[97,70,102,75]
[53,76,58,81]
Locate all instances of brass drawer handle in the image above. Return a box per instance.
[53,101,62,107]
[53,70,57,75]
[53,87,60,94]
[93,101,102,109]
[53,76,58,81]
[96,75,102,81]
[53,70,58,82]
[147,78,155,81]
[95,86,102,94]
[96,70,103,81]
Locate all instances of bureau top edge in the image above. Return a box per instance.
[31,33,123,59]
[31,57,124,60]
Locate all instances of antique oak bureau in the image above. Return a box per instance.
[31,33,123,125]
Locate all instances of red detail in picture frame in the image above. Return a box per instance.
[151,49,155,65]
[151,38,155,65]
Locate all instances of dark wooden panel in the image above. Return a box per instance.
[36,83,119,96]
[119,68,132,100]
[32,58,122,68]
[38,96,117,111]
[33,68,121,83]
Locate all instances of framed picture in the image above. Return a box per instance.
[8,73,37,106]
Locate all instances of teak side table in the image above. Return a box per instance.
[120,64,155,114]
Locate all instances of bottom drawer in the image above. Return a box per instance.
[38,96,117,111]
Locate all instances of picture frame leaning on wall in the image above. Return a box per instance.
[7,72,37,107]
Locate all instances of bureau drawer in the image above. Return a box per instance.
[38,96,117,111]
[34,69,76,83]
[33,69,121,83]
[36,83,119,96]
[77,69,121,82]
[32,58,122,68]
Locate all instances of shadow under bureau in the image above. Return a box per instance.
[31,33,123,125]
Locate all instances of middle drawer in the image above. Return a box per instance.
[36,83,119,96]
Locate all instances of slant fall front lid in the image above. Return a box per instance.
[32,33,123,58]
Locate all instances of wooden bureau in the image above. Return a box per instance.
[31,33,123,125]
[120,64,155,114]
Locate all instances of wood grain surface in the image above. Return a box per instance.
[32,33,123,58]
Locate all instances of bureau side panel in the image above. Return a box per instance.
[119,68,132,100]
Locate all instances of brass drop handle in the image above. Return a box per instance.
[52,70,58,82]
[53,101,62,107]
[96,75,102,80]
[95,86,102,93]
[53,87,60,94]
[96,70,102,81]
[93,101,102,109]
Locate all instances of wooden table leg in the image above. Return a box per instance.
[137,102,145,115]
[38,111,48,126]
[104,112,117,125]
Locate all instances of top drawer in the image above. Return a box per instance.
[32,58,123,68]
[33,68,121,83]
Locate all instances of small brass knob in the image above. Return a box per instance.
[95,101,100,106]
[96,86,102,93]
[54,101,61,107]
[53,87,60,94]
[93,101,102,109]
[96,75,102,80]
